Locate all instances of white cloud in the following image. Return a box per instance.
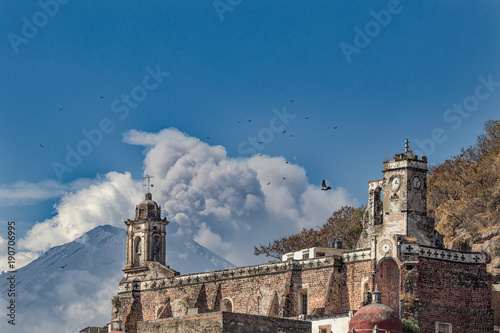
[15,127,358,269]
[18,171,142,253]
[125,128,358,265]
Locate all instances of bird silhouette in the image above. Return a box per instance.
[267,182,271,185]
[334,126,338,130]
[248,120,251,122]
[59,108,63,110]
[282,130,286,134]
[321,180,331,191]
[60,264,67,268]
[289,135,293,137]
[100,96,104,98]
[305,117,309,120]
[207,137,210,139]
[40,144,44,148]
[290,100,294,102]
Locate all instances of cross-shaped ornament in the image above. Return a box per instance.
[144,174,154,193]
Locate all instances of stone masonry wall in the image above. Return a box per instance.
[138,312,222,333]
[115,257,343,333]
[416,257,493,333]
[222,312,311,332]
[136,311,311,333]
[345,259,373,310]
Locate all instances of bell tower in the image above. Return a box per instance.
[124,175,169,272]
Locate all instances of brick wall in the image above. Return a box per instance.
[416,258,493,333]
[113,253,494,333]
[345,260,373,310]
[115,257,343,333]
[492,288,500,326]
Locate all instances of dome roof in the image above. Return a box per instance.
[349,303,403,332]
[135,192,161,220]
[349,286,402,332]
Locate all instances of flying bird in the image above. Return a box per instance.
[321,180,331,191]
[59,108,63,110]
[40,144,44,148]
[289,135,293,137]
[100,96,104,98]
[282,130,286,134]
[60,264,67,269]
[286,161,289,164]
[334,126,338,130]
[267,182,271,185]
[305,117,309,120]
[290,100,294,102]
[207,137,210,139]
[248,120,251,122]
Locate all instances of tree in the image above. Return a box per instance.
[402,318,420,333]
[323,206,364,250]
[254,206,364,259]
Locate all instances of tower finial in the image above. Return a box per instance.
[404,139,409,155]
[143,174,154,193]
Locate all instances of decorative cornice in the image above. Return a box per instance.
[342,249,371,263]
[400,244,486,264]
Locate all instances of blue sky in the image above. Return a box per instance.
[1,1,500,268]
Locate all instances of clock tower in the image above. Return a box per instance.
[382,139,434,246]
[357,140,440,250]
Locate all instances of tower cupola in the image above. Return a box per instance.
[124,175,169,272]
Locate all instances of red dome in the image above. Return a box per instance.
[349,303,403,332]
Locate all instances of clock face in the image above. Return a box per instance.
[412,176,421,189]
[391,177,400,191]
[379,239,393,255]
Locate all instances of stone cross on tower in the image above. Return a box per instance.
[143,174,154,193]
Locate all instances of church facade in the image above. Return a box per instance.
[110,144,493,333]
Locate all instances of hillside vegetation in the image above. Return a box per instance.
[428,119,500,282]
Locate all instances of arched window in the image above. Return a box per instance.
[362,280,371,306]
[134,236,142,266]
[153,233,161,261]
[221,298,233,312]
